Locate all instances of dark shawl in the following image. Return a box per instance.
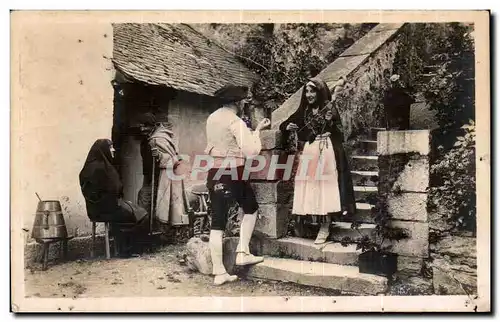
[79,139,124,221]
[280,78,357,215]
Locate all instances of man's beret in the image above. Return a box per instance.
[214,84,249,104]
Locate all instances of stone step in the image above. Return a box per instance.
[353,185,378,203]
[331,204,376,224]
[329,221,375,242]
[351,170,378,187]
[350,155,378,171]
[370,127,386,140]
[358,139,378,155]
[353,202,376,223]
[246,257,388,295]
[254,236,360,266]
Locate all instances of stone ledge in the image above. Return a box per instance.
[377,130,431,156]
[246,256,388,295]
[255,237,360,266]
[340,29,402,57]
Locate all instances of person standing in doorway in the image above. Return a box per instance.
[383,74,416,130]
[205,84,271,286]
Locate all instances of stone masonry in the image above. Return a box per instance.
[250,130,293,239]
[378,130,431,268]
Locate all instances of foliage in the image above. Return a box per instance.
[429,121,476,232]
[340,199,409,253]
[394,23,476,232]
[234,23,376,109]
[394,23,475,130]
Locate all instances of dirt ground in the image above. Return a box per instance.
[24,244,340,298]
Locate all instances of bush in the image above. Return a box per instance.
[234,23,376,108]
[430,121,476,233]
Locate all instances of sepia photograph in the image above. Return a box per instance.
[10,10,490,312]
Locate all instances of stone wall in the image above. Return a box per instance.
[378,131,431,286]
[250,130,294,239]
[272,23,405,141]
[379,130,477,296]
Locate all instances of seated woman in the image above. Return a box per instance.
[79,139,149,257]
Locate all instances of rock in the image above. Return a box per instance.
[184,236,240,275]
[396,256,424,277]
[434,236,476,260]
[432,258,477,295]
[390,276,434,295]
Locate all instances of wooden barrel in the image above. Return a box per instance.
[31,200,68,239]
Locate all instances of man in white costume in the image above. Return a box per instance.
[205,84,271,285]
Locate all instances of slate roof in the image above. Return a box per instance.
[112,23,258,97]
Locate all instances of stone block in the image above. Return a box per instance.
[341,29,401,57]
[432,258,477,295]
[248,150,294,181]
[250,181,293,205]
[259,130,282,150]
[379,155,429,194]
[388,192,428,222]
[255,204,289,239]
[247,257,388,295]
[394,158,429,193]
[377,130,431,156]
[389,220,429,258]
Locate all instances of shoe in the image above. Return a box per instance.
[214,273,238,286]
[314,223,330,244]
[235,252,264,266]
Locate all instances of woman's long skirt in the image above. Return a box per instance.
[292,136,342,218]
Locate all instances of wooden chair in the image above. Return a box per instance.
[90,221,118,259]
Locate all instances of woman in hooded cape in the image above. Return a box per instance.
[79,139,149,256]
[279,78,356,244]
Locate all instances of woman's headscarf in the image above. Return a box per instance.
[299,78,332,111]
[79,139,122,203]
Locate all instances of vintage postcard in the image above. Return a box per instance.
[10,10,490,312]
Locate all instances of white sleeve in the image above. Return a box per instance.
[229,118,262,158]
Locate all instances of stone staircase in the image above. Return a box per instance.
[246,127,389,295]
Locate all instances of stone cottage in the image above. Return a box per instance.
[111,23,258,203]
[20,22,257,248]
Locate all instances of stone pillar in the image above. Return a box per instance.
[249,130,293,239]
[377,130,431,280]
